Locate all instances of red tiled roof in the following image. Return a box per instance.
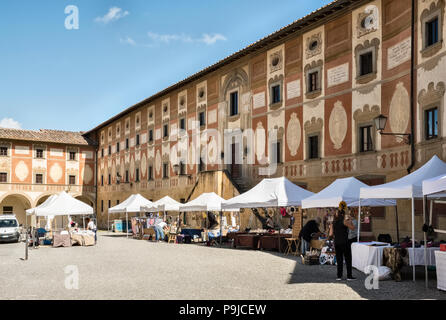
[0,128,97,146]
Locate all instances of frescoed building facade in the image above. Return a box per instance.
[0,129,97,225]
[2,0,446,241]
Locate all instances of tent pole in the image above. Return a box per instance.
[358,200,361,243]
[411,197,415,282]
[423,196,428,288]
[25,213,28,260]
[126,211,128,239]
[219,211,223,248]
[395,206,400,244]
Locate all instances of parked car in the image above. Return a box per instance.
[0,215,21,243]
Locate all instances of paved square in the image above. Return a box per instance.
[0,232,444,300]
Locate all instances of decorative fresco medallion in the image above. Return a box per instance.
[49,163,62,183]
[286,113,301,156]
[389,82,410,142]
[15,161,29,182]
[329,101,348,150]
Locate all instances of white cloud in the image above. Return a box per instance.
[120,36,136,46]
[147,32,226,45]
[0,118,22,129]
[200,33,227,45]
[95,7,129,24]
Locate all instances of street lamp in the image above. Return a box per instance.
[373,114,411,144]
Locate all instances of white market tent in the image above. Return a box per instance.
[141,196,182,213]
[179,192,239,247]
[360,155,446,281]
[26,191,93,217]
[108,194,153,237]
[24,191,94,260]
[301,177,396,209]
[180,192,234,212]
[422,173,446,288]
[221,177,314,210]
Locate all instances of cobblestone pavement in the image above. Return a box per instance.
[0,232,444,300]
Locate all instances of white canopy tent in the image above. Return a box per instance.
[360,155,446,281]
[221,177,314,210]
[26,191,93,217]
[141,196,182,213]
[422,173,446,288]
[24,191,94,260]
[179,192,239,247]
[180,192,234,212]
[301,177,396,209]
[108,194,153,238]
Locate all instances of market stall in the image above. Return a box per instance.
[179,192,239,246]
[360,155,446,281]
[137,196,182,241]
[108,194,153,238]
[24,191,95,260]
[222,177,314,252]
[422,173,446,290]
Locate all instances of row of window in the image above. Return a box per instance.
[0,172,77,185]
[0,147,78,160]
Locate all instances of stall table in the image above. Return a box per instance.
[435,251,446,291]
[352,242,392,273]
[257,234,292,252]
[234,233,262,249]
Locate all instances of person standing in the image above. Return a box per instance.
[299,217,322,255]
[86,218,97,243]
[329,202,356,281]
[154,219,167,242]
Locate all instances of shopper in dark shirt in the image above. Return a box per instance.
[329,203,356,281]
[299,217,321,254]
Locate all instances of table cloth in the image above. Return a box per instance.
[352,242,391,273]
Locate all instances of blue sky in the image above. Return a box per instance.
[0,0,332,132]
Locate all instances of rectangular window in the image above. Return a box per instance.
[272,85,281,104]
[180,118,186,130]
[108,146,111,155]
[359,51,373,76]
[136,134,140,146]
[125,170,129,183]
[36,149,44,158]
[0,147,7,156]
[163,124,169,138]
[3,206,13,214]
[101,175,104,186]
[101,200,104,212]
[117,200,120,205]
[101,149,104,157]
[230,92,238,116]
[198,158,204,172]
[108,200,111,209]
[359,125,374,152]
[272,141,281,164]
[179,162,185,175]
[116,142,120,153]
[69,175,76,185]
[136,168,140,182]
[308,135,319,159]
[199,112,206,127]
[0,172,7,183]
[126,138,129,150]
[149,129,153,142]
[116,172,120,184]
[163,163,169,179]
[425,107,438,140]
[309,71,319,92]
[426,17,439,47]
[69,151,76,161]
[148,166,153,180]
[108,174,111,185]
[35,174,43,184]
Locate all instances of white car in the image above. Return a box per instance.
[0,215,21,243]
